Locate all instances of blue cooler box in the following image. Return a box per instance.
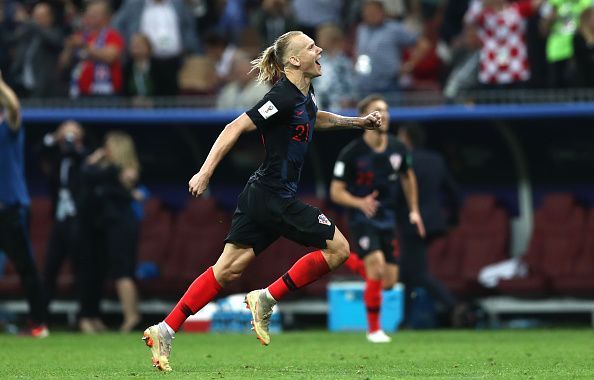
[328,282,404,332]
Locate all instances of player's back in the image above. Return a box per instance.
[245,76,319,198]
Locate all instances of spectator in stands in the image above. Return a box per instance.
[0,71,49,337]
[292,0,343,38]
[79,131,142,333]
[60,0,84,35]
[540,0,592,88]
[39,120,88,313]
[214,0,248,45]
[6,2,64,98]
[464,0,544,89]
[443,18,482,101]
[440,0,473,47]
[113,0,200,96]
[396,124,463,327]
[216,51,271,109]
[314,24,356,111]
[354,0,429,96]
[123,33,157,97]
[59,0,125,98]
[403,1,447,91]
[573,7,594,87]
[204,31,238,85]
[250,0,297,47]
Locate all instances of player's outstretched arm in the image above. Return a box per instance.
[315,110,381,130]
[0,71,21,132]
[400,169,426,237]
[188,113,256,197]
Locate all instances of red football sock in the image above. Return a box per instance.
[164,266,222,332]
[268,250,330,301]
[344,252,367,279]
[364,278,382,333]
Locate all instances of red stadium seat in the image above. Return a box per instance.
[551,208,594,296]
[428,195,509,297]
[458,199,509,294]
[137,198,174,266]
[146,197,232,297]
[428,230,466,295]
[498,193,586,297]
[136,198,175,296]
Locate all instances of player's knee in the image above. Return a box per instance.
[333,235,350,263]
[214,261,244,286]
[382,278,397,290]
[366,262,384,280]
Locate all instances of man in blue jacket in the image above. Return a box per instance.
[0,71,48,337]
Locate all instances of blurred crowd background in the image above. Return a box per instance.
[1,0,594,108]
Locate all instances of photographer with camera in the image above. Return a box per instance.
[39,120,88,318]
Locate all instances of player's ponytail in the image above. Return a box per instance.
[251,31,303,84]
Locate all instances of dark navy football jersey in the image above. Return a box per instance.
[333,135,411,229]
[245,76,318,198]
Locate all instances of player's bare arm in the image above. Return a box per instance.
[315,110,381,130]
[399,169,426,237]
[0,71,21,132]
[188,113,257,197]
[330,180,379,218]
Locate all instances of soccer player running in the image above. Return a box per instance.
[330,95,425,343]
[143,31,381,372]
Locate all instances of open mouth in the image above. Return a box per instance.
[315,58,321,67]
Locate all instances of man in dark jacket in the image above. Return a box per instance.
[7,2,64,97]
[396,124,460,326]
[39,120,88,310]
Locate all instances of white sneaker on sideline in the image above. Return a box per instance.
[366,330,392,343]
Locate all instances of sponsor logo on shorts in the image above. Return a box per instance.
[318,213,331,226]
[359,236,370,250]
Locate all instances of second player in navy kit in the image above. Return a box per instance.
[331,94,425,343]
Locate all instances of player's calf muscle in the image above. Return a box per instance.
[213,245,255,286]
[323,229,350,269]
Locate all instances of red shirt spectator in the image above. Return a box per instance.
[465,0,538,85]
[60,1,125,97]
[75,28,125,96]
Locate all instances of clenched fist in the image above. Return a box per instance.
[188,171,210,197]
[361,111,382,130]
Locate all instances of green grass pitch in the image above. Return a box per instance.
[1,329,593,379]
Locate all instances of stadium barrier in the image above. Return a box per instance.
[21,102,594,124]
